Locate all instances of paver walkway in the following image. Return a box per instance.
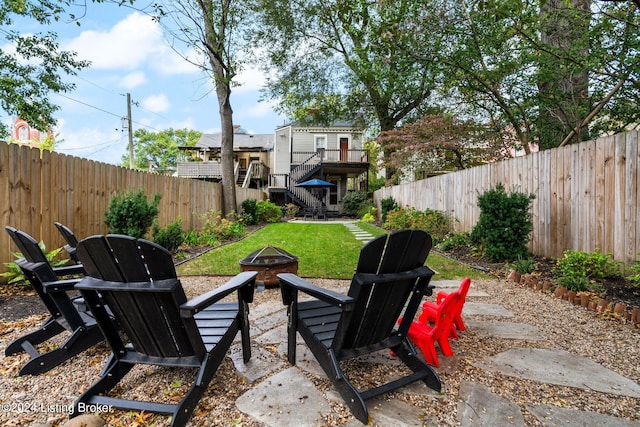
[229,275,640,426]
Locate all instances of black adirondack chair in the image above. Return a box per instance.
[72,234,256,427]
[54,222,81,264]
[278,229,442,423]
[4,226,99,376]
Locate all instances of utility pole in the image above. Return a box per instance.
[127,92,134,169]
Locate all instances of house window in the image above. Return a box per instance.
[18,126,28,141]
[314,135,327,152]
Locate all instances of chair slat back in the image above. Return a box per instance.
[54,222,79,247]
[5,227,49,266]
[342,230,433,350]
[76,235,204,359]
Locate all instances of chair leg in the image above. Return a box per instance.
[287,306,298,366]
[437,335,454,357]
[323,351,369,424]
[240,302,251,363]
[5,318,64,356]
[72,360,134,417]
[454,314,466,332]
[407,322,440,368]
[394,339,442,391]
[18,326,104,376]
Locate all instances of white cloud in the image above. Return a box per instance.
[243,101,276,118]
[64,13,164,70]
[142,94,170,113]
[235,66,267,93]
[55,122,127,165]
[119,72,147,89]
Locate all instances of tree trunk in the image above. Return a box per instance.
[217,82,237,216]
[537,0,591,149]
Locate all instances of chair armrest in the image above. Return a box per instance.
[43,278,83,293]
[353,266,435,286]
[180,271,257,318]
[436,290,449,304]
[278,273,355,310]
[53,264,85,277]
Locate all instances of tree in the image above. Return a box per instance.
[416,0,640,151]
[155,0,251,215]
[253,0,441,179]
[121,128,201,172]
[0,1,91,137]
[375,114,508,182]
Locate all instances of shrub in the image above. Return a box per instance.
[152,218,184,252]
[627,254,640,288]
[284,203,299,219]
[509,256,537,275]
[341,191,368,216]
[1,243,67,285]
[361,212,375,223]
[555,248,621,292]
[383,207,453,243]
[200,210,247,242]
[182,230,201,247]
[383,208,413,230]
[380,197,398,223]
[256,200,283,223]
[437,233,470,251]
[241,199,258,225]
[104,190,161,238]
[469,184,535,262]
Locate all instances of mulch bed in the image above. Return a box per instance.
[436,246,640,310]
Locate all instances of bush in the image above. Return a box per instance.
[469,184,535,262]
[627,254,640,288]
[341,191,368,216]
[200,210,247,242]
[104,190,161,238]
[241,199,258,225]
[256,200,283,223]
[555,248,621,292]
[383,207,453,243]
[380,197,398,223]
[1,243,67,285]
[437,232,470,251]
[284,203,299,219]
[152,218,184,252]
[509,256,537,275]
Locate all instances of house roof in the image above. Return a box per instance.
[194,127,273,151]
[277,119,361,130]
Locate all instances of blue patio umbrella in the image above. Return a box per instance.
[294,178,336,188]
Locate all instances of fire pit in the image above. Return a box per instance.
[239,246,298,287]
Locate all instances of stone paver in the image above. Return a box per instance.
[474,348,640,398]
[526,403,640,427]
[236,367,332,427]
[457,381,525,427]
[464,319,544,340]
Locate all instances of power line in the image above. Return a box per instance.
[56,93,122,119]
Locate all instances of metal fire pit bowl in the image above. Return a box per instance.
[239,246,298,287]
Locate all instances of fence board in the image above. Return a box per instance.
[0,142,264,273]
[374,130,640,264]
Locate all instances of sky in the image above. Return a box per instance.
[3,3,287,166]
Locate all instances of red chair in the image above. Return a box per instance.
[405,291,462,367]
[419,277,471,339]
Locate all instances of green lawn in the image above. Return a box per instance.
[176,222,488,281]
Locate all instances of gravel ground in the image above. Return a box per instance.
[0,275,639,426]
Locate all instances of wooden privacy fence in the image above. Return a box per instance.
[374,130,640,264]
[0,142,265,272]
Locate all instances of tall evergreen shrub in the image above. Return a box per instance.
[104,190,161,238]
[470,184,535,262]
